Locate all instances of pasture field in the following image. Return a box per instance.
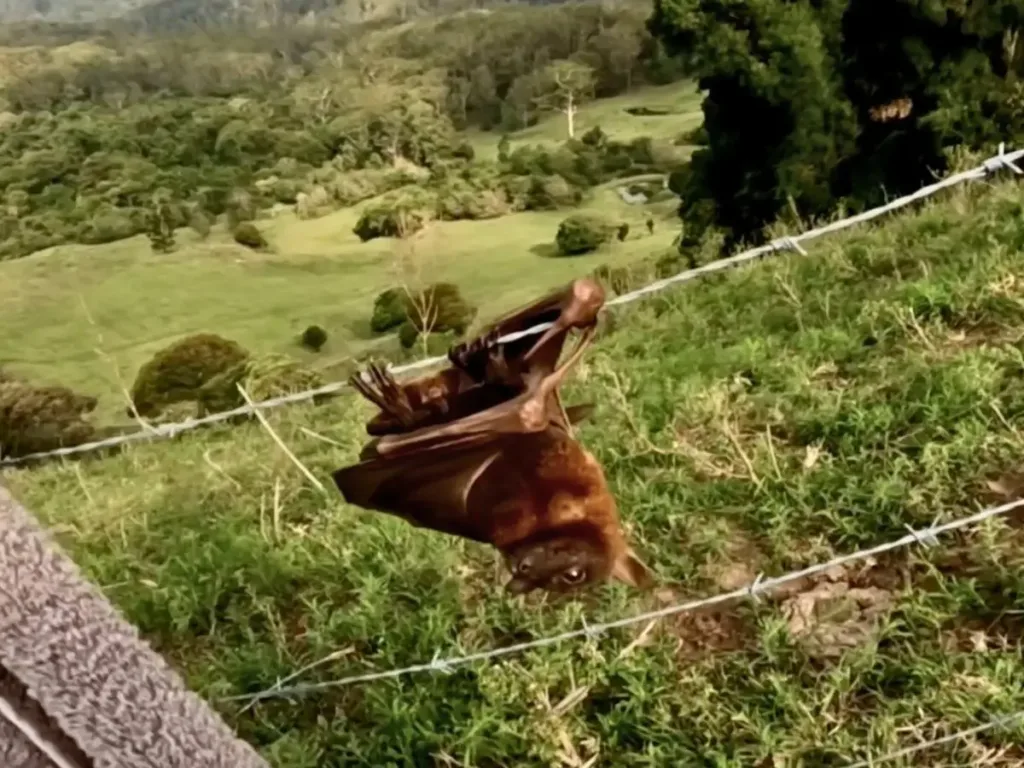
[0,82,698,426]
[5,176,1024,765]
[466,80,704,159]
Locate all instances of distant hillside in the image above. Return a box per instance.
[0,0,146,23]
[0,0,568,30]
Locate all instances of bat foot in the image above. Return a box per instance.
[352,362,417,427]
[448,329,502,382]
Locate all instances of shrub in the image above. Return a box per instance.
[295,186,333,220]
[328,172,385,206]
[146,195,178,254]
[300,324,328,351]
[131,333,250,416]
[397,320,419,349]
[452,141,475,160]
[581,125,608,148]
[556,213,616,256]
[225,189,258,227]
[148,228,175,254]
[79,208,139,245]
[233,221,267,249]
[0,378,97,459]
[370,287,409,333]
[435,179,510,220]
[271,178,302,205]
[403,282,477,335]
[188,207,212,239]
[523,174,582,211]
[353,189,433,242]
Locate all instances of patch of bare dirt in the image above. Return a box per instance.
[760,557,905,660]
[780,576,894,659]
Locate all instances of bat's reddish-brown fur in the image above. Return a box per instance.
[333,277,653,595]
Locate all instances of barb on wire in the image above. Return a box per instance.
[4,145,1023,468]
[218,497,1024,706]
[845,709,1024,768]
[771,236,807,256]
[982,141,1023,176]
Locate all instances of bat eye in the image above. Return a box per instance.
[561,566,586,585]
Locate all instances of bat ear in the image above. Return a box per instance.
[610,548,655,589]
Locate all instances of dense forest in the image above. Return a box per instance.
[0,0,686,260]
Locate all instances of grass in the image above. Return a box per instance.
[6,174,1024,765]
[0,79,691,426]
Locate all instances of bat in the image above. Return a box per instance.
[334,277,654,595]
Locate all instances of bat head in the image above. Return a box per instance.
[502,522,653,595]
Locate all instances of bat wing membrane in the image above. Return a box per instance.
[333,437,510,542]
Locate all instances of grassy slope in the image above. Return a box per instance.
[6,177,1024,765]
[0,81,698,425]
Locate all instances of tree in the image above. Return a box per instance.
[468,64,501,128]
[504,73,540,129]
[533,60,597,139]
[146,191,177,254]
[592,21,644,93]
[648,0,857,251]
[648,0,1024,255]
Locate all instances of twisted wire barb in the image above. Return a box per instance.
[845,709,1024,768]
[218,497,1024,705]
[4,144,1022,468]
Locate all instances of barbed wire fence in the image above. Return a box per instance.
[2,143,1022,468]
[4,145,1024,765]
[220,497,1024,704]
[218,497,1024,766]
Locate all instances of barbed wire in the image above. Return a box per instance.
[3,143,1021,468]
[217,496,1024,705]
[846,709,1024,767]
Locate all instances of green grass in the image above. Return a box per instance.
[466,80,705,160]
[6,177,1024,765]
[0,157,680,426]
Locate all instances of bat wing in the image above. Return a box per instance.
[333,437,511,542]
